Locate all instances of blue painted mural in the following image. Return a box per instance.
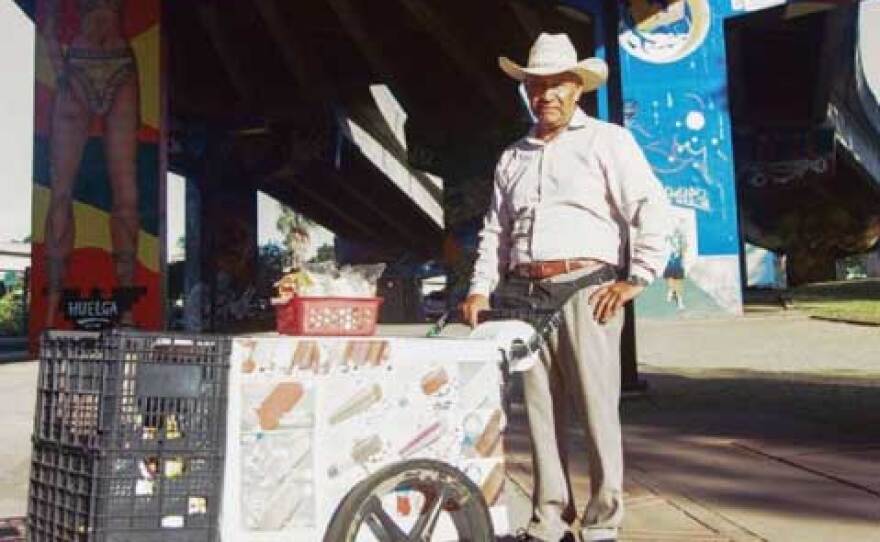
[619,0,745,317]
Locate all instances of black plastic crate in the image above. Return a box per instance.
[105,332,229,453]
[33,331,116,450]
[28,443,225,542]
[28,444,95,541]
[33,331,229,453]
[28,331,230,542]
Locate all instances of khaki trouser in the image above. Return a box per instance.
[521,273,624,541]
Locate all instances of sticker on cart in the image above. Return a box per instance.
[420,367,449,396]
[166,414,182,440]
[188,497,208,515]
[257,382,305,431]
[240,430,315,530]
[292,341,322,371]
[138,457,159,480]
[462,408,506,458]
[342,340,390,367]
[239,339,258,374]
[329,383,383,425]
[238,338,278,373]
[242,380,315,433]
[161,515,184,529]
[327,434,384,479]
[164,458,186,479]
[398,421,447,458]
[481,461,506,506]
[135,479,154,496]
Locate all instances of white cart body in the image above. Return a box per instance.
[221,335,510,541]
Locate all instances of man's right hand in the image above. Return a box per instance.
[459,293,489,328]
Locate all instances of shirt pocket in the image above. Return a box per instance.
[505,153,539,212]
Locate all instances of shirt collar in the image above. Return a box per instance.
[525,107,590,145]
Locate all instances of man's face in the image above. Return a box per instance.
[524,73,584,132]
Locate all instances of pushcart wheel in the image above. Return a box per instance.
[323,458,495,542]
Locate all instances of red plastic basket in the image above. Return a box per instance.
[275,296,383,336]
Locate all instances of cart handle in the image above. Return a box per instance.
[425,308,558,337]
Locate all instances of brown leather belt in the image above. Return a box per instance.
[512,258,607,280]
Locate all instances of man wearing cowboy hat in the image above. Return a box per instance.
[461,33,671,542]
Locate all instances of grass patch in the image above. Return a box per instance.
[789,279,880,324]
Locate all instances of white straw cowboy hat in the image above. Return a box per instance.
[499,33,608,92]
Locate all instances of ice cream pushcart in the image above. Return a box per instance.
[221,309,551,542]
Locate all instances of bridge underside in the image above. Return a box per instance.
[726,3,880,285]
[163,0,602,262]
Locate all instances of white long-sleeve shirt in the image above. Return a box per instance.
[469,108,671,297]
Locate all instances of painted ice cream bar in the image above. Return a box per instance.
[398,421,446,458]
[257,382,304,431]
[420,367,449,395]
[475,408,505,457]
[329,383,383,425]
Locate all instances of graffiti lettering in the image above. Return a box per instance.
[665,186,712,212]
[741,157,829,188]
[214,286,264,323]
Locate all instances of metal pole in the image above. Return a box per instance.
[600,0,647,393]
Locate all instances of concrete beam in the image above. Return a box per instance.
[325,0,397,83]
[253,0,443,232]
[396,0,507,115]
[337,114,444,228]
[251,0,332,101]
[196,3,254,107]
[263,165,386,242]
[509,0,543,41]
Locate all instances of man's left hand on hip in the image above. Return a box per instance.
[588,281,645,324]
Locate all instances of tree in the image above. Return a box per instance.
[276,204,316,268]
[257,242,288,298]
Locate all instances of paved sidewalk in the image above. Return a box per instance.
[503,310,880,541]
[2,312,878,541]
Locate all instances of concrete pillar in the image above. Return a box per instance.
[618,0,745,319]
[199,144,260,333]
[29,0,165,344]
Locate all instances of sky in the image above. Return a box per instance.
[0,1,34,244]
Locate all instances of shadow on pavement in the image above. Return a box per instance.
[505,367,880,536]
[620,368,880,524]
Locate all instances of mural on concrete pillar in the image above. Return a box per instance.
[619,0,744,317]
[205,189,261,332]
[29,0,162,343]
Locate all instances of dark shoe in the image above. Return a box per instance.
[514,529,540,541]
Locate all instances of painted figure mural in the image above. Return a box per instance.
[619,0,744,317]
[30,0,161,341]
